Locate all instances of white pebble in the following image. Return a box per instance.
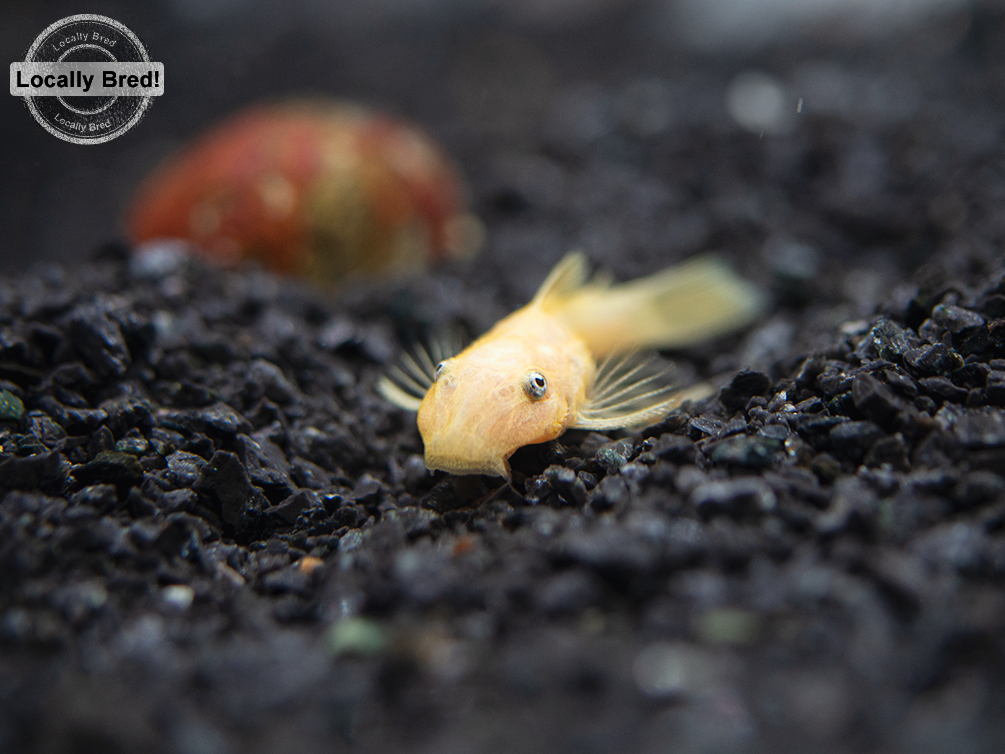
[726,71,793,135]
[162,584,195,610]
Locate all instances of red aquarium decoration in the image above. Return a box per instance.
[127,101,480,283]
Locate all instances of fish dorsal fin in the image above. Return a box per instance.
[376,328,467,412]
[531,252,591,308]
[573,351,713,430]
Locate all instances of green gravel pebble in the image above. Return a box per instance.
[0,390,25,422]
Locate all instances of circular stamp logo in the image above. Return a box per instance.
[9,14,164,144]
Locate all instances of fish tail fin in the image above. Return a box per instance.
[555,255,765,356]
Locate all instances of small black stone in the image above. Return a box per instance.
[931,304,984,333]
[688,417,723,440]
[237,434,294,500]
[155,488,199,514]
[148,427,184,455]
[350,474,384,504]
[981,295,1005,319]
[290,456,333,490]
[853,373,904,426]
[904,344,964,376]
[0,331,40,367]
[165,451,207,487]
[858,318,912,361]
[691,478,776,518]
[67,302,131,378]
[719,415,748,437]
[72,450,143,496]
[986,371,1005,406]
[49,362,97,390]
[757,424,790,441]
[194,450,254,525]
[87,426,114,457]
[421,476,492,513]
[827,392,856,416]
[818,367,854,397]
[544,465,588,506]
[794,355,826,388]
[69,484,118,513]
[0,451,65,493]
[793,396,824,413]
[949,362,990,389]
[918,376,969,403]
[196,402,253,435]
[649,434,699,464]
[795,414,848,445]
[955,319,1005,357]
[815,477,877,536]
[191,335,241,364]
[810,453,842,484]
[270,489,320,524]
[262,567,312,595]
[246,359,298,404]
[882,369,919,398]
[556,526,658,574]
[829,421,885,462]
[37,395,107,434]
[100,396,153,437]
[952,471,1004,509]
[719,370,772,412]
[397,506,440,538]
[139,454,166,472]
[589,475,629,511]
[114,434,149,456]
[0,361,44,387]
[939,406,1005,448]
[150,515,194,557]
[708,435,781,469]
[524,475,557,506]
[863,433,910,470]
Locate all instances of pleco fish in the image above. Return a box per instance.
[378,252,764,478]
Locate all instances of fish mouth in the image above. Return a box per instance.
[424,451,510,479]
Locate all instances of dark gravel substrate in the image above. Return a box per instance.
[6,5,1005,754]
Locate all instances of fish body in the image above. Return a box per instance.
[379,252,764,477]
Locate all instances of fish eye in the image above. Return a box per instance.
[434,361,446,380]
[523,370,548,400]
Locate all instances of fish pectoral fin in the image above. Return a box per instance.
[573,352,713,430]
[426,325,467,366]
[376,327,468,412]
[376,374,424,411]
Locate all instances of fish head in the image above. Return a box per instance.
[416,343,574,477]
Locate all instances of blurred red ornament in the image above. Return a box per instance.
[127,101,481,283]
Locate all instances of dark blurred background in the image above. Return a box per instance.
[0,0,993,275]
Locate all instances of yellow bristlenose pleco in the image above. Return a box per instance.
[379,252,766,478]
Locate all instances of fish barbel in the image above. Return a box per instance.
[378,252,764,477]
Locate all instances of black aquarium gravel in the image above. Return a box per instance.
[5,3,1005,753]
